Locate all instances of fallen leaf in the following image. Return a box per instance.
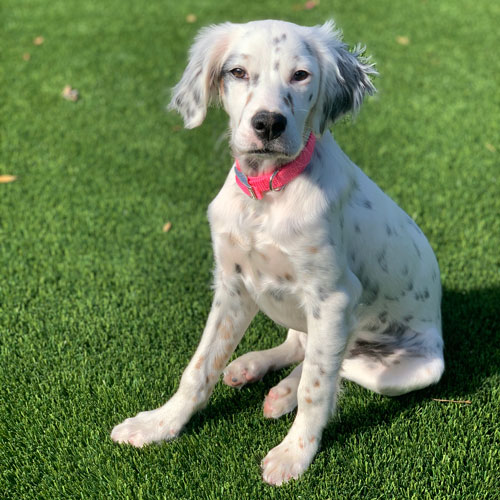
[22,52,31,61]
[292,0,319,10]
[485,143,496,153]
[304,0,319,9]
[396,36,410,46]
[162,221,172,233]
[33,36,44,46]
[0,175,17,184]
[186,14,197,23]
[62,85,79,102]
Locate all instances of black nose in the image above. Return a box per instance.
[251,111,287,141]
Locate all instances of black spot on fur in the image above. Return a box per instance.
[361,278,380,306]
[317,286,330,302]
[412,240,422,259]
[403,314,414,323]
[235,263,242,274]
[313,306,321,319]
[348,340,395,360]
[354,223,361,233]
[363,199,373,210]
[381,322,407,338]
[378,311,388,323]
[384,293,399,301]
[303,41,314,56]
[377,247,389,273]
[269,288,284,301]
[385,224,392,236]
[274,61,280,71]
[309,93,313,102]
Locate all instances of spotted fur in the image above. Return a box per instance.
[112,19,444,487]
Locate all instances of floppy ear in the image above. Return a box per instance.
[311,21,377,135]
[168,23,235,128]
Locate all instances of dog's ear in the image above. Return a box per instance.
[311,21,377,135]
[168,23,234,128]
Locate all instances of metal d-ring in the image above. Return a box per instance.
[269,168,284,192]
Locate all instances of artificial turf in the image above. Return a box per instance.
[1,0,499,498]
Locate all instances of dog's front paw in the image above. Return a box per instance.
[111,402,186,447]
[261,433,319,486]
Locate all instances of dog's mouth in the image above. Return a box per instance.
[245,148,283,155]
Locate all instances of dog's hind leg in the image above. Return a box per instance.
[341,325,444,396]
[223,329,306,388]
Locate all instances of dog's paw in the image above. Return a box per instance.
[263,384,298,419]
[111,405,185,447]
[223,351,270,388]
[261,434,318,486]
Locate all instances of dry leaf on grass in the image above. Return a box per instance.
[293,0,319,10]
[162,221,172,233]
[62,85,79,102]
[33,36,44,46]
[304,0,319,9]
[186,14,197,23]
[396,36,410,46]
[0,175,17,184]
[22,53,31,61]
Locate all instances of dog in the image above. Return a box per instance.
[111,20,444,486]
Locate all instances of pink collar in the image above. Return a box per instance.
[234,133,316,200]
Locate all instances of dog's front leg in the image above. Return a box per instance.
[111,272,258,447]
[261,270,361,486]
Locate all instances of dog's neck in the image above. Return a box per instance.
[233,133,317,200]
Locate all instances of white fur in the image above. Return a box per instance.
[111,20,444,486]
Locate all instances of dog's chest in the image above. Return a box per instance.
[214,215,307,331]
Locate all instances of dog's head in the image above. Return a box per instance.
[169,20,376,167]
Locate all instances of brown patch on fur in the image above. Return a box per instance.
[195,356,206,369]
[219,317,234,340]
[309,436,316,443]
[244,91,254,107]
[308,246,318,253]
[305,397,313,404]
[219,78,225,97]
[213,355,226,371]
[314,379,320,387]
[298,437,304,449]
[284,272,294,282]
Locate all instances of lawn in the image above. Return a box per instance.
[1,0,498,498]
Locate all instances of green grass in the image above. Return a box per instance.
[1,0,499,498]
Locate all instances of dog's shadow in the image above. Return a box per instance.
[186,286,499,443]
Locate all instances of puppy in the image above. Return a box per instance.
[111,20,444,486]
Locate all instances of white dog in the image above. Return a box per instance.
[111,20,444,486]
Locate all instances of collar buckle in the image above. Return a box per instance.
[269,167,284,192]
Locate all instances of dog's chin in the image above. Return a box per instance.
[236,146,299,164]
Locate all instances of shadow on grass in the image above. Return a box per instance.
[186,286,499,443]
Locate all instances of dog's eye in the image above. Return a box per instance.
[292,70,309,82]
[230,68,248,79]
